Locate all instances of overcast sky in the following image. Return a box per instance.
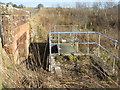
[0,0,119,7]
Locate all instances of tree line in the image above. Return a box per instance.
[54,2,119,33]
[0,2,25,8]
[0,2,44,9]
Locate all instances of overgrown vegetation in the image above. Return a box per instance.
[30,1,119,70]
[1,1,119,88]
[31,2,119,43]
[28,2,119,88]
[54,55,119,88]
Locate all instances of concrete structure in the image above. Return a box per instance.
[0,4,30,64]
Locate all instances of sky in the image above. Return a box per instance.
[0,0,119,7]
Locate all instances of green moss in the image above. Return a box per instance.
[55,56,63,62]
[63,58,67,62]
[80,68,89,73]
[2,84,9,90]
[68,55,74,61]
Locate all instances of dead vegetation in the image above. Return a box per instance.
[2,51,119,88]
[54,55,119,88]
[31,2,118,41]
[1,2,120,89]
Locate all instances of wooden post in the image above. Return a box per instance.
[0,24,3,89]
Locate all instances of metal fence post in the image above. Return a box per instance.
[58,32,60,55]
[112,41,117,73]
[49,33,52,71]
[87,32,90,54]
[49,33,52,56]
[98,34,100,57]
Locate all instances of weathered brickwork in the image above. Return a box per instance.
[0,4,30,64]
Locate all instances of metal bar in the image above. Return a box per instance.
[49,33,52,71]
[49,33,52,56]
[98,44,120,60]
[50,32,96,34]
[58,32,60,55]
[98,34,100,57]
[87,32,90,54]
[49,25,79,26]
[97,32,118,43]
[50,31,119,43]
[51,42,97,45]
[112,41,117,73]
[49,31,120,61]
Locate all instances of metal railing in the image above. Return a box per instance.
[49,25,79,32]
[49,31,120,72]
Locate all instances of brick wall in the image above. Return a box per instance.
[0,4,30,64]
